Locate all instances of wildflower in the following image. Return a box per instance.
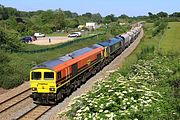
[99,109,103,112]
[124,98,128,101]
[104,110,109,113]
[108,89,114,92]
[122,91,128,94]
[131,97,134,100]
[118,96,123,99]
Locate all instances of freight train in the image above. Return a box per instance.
[30,24,142,104]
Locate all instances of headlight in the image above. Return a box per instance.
[32,87,37,91]
[49,88,55,91]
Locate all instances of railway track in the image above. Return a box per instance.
[0,88,31,113]
[16,105,54,120]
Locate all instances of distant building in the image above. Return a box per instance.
[86,22,98,29]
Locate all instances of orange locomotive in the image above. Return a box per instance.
[30,44,104,104]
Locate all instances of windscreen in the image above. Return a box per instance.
[32,72,41,80]
[44,72,54,80]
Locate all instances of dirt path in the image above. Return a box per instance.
[30,36,73,45]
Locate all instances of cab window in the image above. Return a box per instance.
[44,72,54,80]
[32,72,41,80]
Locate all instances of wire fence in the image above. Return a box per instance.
[12,32,105,54]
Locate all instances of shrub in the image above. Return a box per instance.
[0,28,22,51]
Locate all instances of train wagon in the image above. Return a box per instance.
[30,44,104,104]
[127,31,135,43]
[119,34,130,48]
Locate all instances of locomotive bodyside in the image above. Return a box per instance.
[30,44,104,104]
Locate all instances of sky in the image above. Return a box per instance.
[0,0,180,16]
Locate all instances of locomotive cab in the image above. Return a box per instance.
[30,68,57,104]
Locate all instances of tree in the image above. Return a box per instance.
[148,12,158,19]
[91,13,102,24]
[148,12,153,16]
[104,14,117,24]
[157,12,168,18]
[66,18,79,28]
[169,12,180,17]
[54,9,66,30]
[119,14,129,19]
[0,28,22,51]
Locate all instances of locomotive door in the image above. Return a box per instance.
[72,63,78,76]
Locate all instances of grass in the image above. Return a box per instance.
[159,22,180,54]
[47,32,68,36]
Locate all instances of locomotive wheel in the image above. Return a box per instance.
[57,90,64,101]
[81,75,86,83]
[65,85,72,96]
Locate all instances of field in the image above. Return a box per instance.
[160,22,180,53]
[61,22,180,119]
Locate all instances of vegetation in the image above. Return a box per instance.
[0,4,179,37]
[60,22,180,119]
[159,22,180,54]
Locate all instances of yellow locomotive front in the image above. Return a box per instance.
[30,68,57,104]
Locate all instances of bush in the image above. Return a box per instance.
[152,20,168,37]
[0,28,22,51]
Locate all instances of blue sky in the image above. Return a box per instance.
[0,0,179,16]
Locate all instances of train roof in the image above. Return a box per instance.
[98,37,123,47]
[32,44,103,70]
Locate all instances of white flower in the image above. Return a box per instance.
[127,102,130,105]
[99,109,103,112]
[124,98,128,101]
[131,97,134,100]
[100,104,104,108]
[77,109,82,113]
[104,110,109,113]
[128,90,133,93]
[122,91,127,94]
[118,96,123,99]
[108,89,114,92]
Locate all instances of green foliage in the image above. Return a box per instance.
[0,28,22,51]
[159,22,180,54]
[107,22,130,36]
[152,20,168,37]
[103,14,118,24]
